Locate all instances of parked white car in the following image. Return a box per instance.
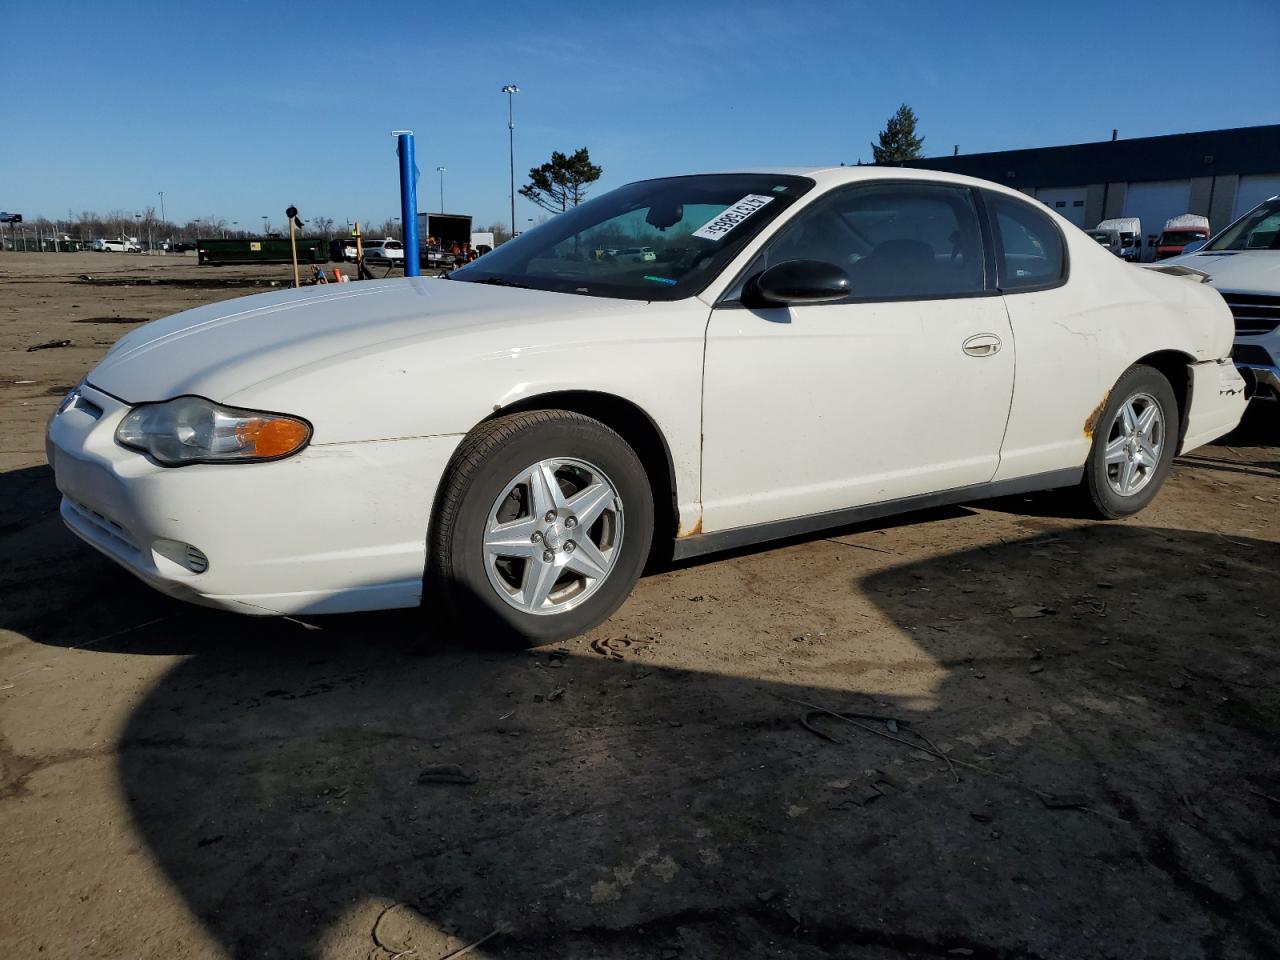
[48,167,1245,643]
[1164,195,1280,402]
[363,238,404,264]
[93,238,142,253]
[618,246,657,262]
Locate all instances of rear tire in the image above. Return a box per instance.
[428,410,653,646]
[1078,364,1180,519]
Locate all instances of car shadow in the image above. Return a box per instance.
[4,457,1278,958]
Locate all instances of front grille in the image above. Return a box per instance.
[1222,292,1280,336]
[1233,344,1275,367]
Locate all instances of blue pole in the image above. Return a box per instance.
[397,131,420,277]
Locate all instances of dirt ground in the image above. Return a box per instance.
[2,252,1278,959]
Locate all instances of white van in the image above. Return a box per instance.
[1094,218,1141,262]
[93,238,141,253]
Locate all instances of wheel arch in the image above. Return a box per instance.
[482,390,680,563]
[1133,349,1195,450]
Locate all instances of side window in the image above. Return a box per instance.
[751,182,987,300]
[986,192,1066,290]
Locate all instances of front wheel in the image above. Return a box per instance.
[1079,364,1180,519]
[428,410,654,645]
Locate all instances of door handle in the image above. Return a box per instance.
[962,333,1002,358]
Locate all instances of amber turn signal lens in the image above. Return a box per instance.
[235,417,311,458]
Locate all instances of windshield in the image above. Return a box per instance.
[448,173,814,300]
[1159,230,1205,246]
[1088,232,1115,245]
[1206,198,1280,251]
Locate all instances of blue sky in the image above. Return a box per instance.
[4,0,1278,231]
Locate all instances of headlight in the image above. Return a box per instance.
[115,396,311,466]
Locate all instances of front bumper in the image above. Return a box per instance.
[46,383,462,616]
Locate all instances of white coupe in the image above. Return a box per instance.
[48,167,1246,642]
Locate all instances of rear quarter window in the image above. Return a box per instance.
[985,192,1068,292]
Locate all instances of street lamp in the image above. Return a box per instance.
[501,84,519,239]
[134,213,142,250]
[261,216,269,237]
[436,166,446,213]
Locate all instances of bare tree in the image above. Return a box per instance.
[480,222,512,245]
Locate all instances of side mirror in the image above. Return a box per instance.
[745,259,850,307]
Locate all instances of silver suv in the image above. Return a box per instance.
[1167,196,1280,402]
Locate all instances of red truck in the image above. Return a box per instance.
[1156,214,1211,260]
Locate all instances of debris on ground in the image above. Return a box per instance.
[26,339,72,352]
[417,765,477,785]
[1039,794,1089,811]
[1009,604,1050,619]
[590,636,642,659]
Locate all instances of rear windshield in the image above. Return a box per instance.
[448,173,814,300]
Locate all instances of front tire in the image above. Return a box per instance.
[1079,364,1180,519]
[428,410,653,645]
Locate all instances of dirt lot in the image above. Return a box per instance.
[2,252,1278,959]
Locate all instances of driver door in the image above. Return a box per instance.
[700,181,1016,532]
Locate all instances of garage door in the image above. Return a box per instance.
[1123,180,1192,260]
[1232,174,1280,219]
[1034,186,1088,228]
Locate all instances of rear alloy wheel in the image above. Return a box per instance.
[1080,365,1179,519]
[1102,392,1165,498]
[429,410,653,645]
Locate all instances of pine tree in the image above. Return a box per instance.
[519,148,603,215]
[871,104,925,165]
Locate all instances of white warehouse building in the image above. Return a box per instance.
[905,124,1280,256]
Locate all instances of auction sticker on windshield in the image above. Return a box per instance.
[692,195,775,241]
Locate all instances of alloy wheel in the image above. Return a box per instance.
[1104,392,1165,497]
[482,457,624,615]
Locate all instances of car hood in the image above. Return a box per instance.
[1161,250,1280,295]
[86,277,641,405]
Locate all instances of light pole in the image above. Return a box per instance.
[134,214,142,250]
[501,84,519,240]
[157,191,165,244]
[261,216,269,237]
[436,166,446,213]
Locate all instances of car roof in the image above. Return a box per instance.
[650,165,1046,203]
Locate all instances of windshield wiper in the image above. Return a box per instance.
[450,275,536,289]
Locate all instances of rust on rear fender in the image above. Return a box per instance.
[1084,392,1110,440]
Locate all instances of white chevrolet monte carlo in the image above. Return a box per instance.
[48,167,1246,643]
